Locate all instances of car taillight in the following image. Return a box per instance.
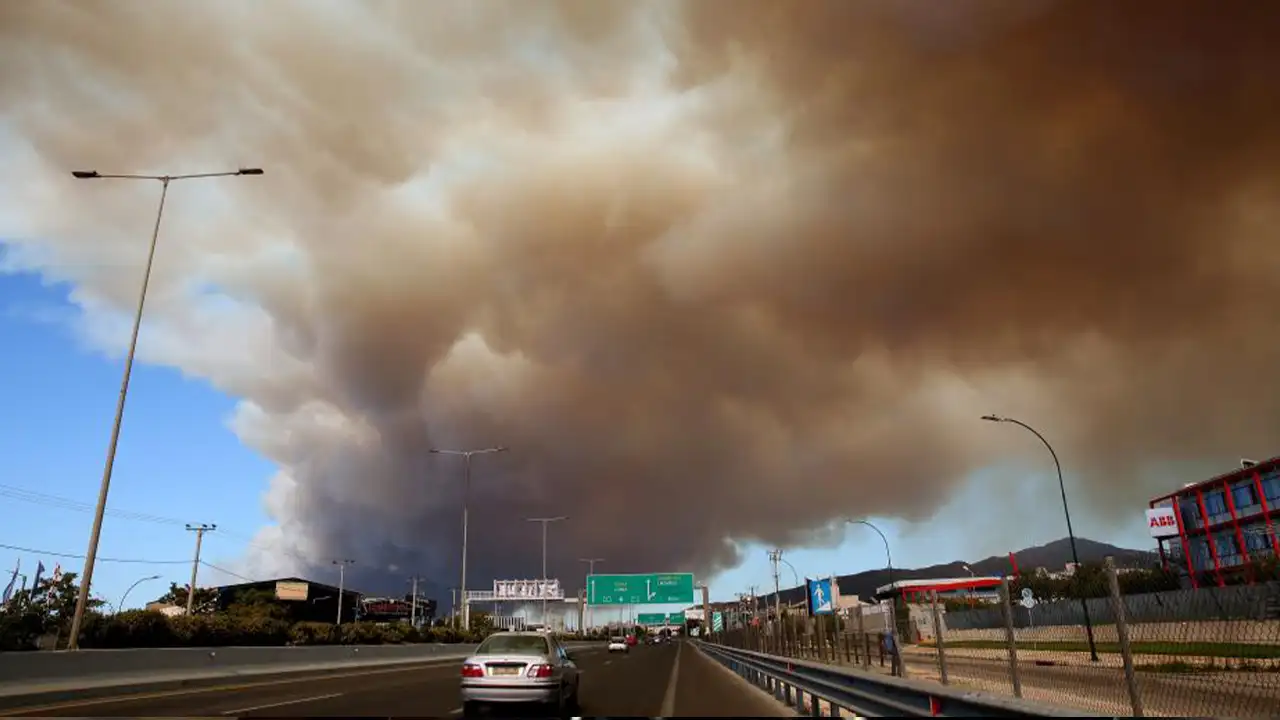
[461,664,485,678]
[526,664,554,678]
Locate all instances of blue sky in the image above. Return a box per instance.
[0,269,277,610]
[0,266,1157,614]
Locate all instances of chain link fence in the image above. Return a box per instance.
[709,554,1280,717]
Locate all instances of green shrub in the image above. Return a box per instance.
[46,609,479,650]
[290,621,339,646]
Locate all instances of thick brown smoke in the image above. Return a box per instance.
[2,0,1279,597]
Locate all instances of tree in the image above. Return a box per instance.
[0,572,105,650]
[151,582,218,614]
[224,588,289,620]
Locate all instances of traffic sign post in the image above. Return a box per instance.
[808,577,835,615]
[586,573,696,606]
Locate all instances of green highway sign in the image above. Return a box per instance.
[637,611,687,625]
[712,612,723,632]
[586,573,696,606]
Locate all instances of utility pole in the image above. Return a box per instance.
[701,584,711,639]
[185,524,215,614]
[333,560,355,625]
[768,549,783,625]
[408,576,426,628]
[579,557,604,631]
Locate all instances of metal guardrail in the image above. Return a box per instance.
[698,642,1093,717]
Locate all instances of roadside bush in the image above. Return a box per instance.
[35,609,485,650]
[339,621,389,645]
[289,621,339,646]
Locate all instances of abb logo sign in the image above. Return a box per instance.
[1146,507,1180,538]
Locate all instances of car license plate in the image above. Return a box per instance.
[491,666,520,676]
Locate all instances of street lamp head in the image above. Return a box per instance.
[236,168,265,176]
[71,170,100,179]
[980,414,1005,422]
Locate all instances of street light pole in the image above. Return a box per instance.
[579,557,604,631]
[527,516,567,628]
[981,414,1100,662]
[848,518,903,674]
[118,574,162,614]
[65,167,264,649]
[430,446,508,631]
[333,559,355,625]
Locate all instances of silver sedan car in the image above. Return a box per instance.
[460,631,581,716]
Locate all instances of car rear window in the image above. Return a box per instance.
[476,634,550,655]
[611,637,625,642]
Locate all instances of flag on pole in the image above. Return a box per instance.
[30,561,45,597]
[47,563,62,601]
[1,559,19,605]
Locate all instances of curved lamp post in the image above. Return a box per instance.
[118,574,162,614]
[981,414,1100,662]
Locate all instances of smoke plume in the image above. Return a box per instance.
[2,0,1279,597]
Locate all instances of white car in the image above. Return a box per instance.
[607,636,628,653]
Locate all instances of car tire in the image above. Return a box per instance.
[566,680,581,715]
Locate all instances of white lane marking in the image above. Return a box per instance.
[221,692,344,715]
[449,707,462,715]
[659,642,682,718]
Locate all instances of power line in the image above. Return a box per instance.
[0,541,189,565]
[0,483,188,527]
[200,560,257,584]
[0,483,356,571]
[0,483,323,566]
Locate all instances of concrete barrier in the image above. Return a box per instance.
[0,640,602,690]
[0,643,480,687]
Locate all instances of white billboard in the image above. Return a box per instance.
[275,581,309,601]
[1146,507,1180,538]
[494,579,564,600]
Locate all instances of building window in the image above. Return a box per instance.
[1180,499,1203,528]
[1243,524,1272,554]
[1190,537,1212,570]
[1215,532,1242,567]
[1232,482,1259,513]
[1203,491,1231,525]
[1262,469,1280,504]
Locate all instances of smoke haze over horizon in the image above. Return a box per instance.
[2,0,1279,600]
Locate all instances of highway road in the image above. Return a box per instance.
[5,641,796,717]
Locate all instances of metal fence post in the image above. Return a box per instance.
[1000,576,1023,698]
[930,590,949,685]
[856,606,868,666]
[1106,556,1144,717]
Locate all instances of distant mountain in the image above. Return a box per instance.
[761,537,1150,606]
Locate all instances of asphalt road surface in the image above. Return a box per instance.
[7,641,796,717]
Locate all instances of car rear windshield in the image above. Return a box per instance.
[610,637,625,643]
[476,634,550,655]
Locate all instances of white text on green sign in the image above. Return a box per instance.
[586,573,696,606]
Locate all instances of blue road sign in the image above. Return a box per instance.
[808,577,834,615]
